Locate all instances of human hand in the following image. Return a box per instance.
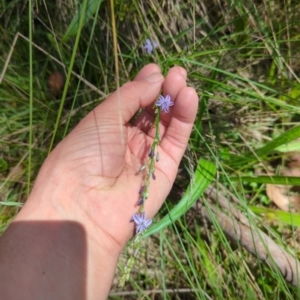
[19,64,198,255]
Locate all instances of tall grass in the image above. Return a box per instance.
[1,0,300,298]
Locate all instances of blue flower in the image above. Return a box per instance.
[132,212,152,234]
[143,39,158,54]
[156,95,174,113]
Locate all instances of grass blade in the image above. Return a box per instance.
[230,175,300,185]
[143,159,216,237]
[229,124,300,167]
[250,206,300,227]
[62,0,105,42]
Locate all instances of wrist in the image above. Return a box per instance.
[14,187,120,299]
[18,176,122,260]
[0,218,118,299]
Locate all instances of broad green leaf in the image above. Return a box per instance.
[229,124,300,166]
[230,175,300,186]
[62,0,104,42]
[289,85,300,99]
[280,84,300,102]
[143,159,216,237]
[275,141,300,153]
[249,206,300,227]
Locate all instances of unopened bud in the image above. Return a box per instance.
[139,165,146,172]
[137,198,144,205]
[156,152,160,162]
[148,148,155,157]
[139,186,145,194]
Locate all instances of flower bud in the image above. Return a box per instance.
[139,186,145,194]
[137,198,144,205]
[139,165,146,172]
[156,152,160,162]
[148,148,155,157]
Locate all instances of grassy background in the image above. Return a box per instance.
[1,0,300,298]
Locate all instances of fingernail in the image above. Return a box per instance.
[172,66,187,78]
[145,73,163,83]
[177,67,187,78]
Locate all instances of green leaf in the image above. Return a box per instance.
[143,159,216,237]
[230,175,300,186]
[62,0,104,42]
[275,141,300,153]
[288,85,300,100]
[229,124,300,167]
[249,206,300,227]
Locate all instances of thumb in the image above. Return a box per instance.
[95,72,164,124]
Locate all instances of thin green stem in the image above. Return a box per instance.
[139,106,161,212]
[119,102,162,286]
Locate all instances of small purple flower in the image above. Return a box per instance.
[156,95,174,113]
[132,212,152,234]
[152,172,156,180]
[143,39,158,54]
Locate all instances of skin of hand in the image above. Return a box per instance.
[1,64,198,299]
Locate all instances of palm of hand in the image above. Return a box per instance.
[32,64,198,251]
